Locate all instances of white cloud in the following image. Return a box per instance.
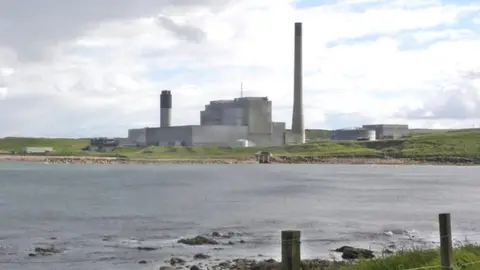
[412,29,476,44]
[0,0,480,137]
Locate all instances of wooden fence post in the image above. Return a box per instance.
[439,213,453,269]
[281,230,301,270]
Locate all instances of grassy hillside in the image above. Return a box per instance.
[0,129,479,159]
[0,137,88,153]
[305,129,333,140]
[339,244,480,270]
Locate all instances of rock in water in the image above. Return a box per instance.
[194,253,211,260]
[159,267,176,270]
[137,246,158,251]
[33,246,62,256]
[177,235,218,245]
[334,246,374,260]
[170,257,186,265]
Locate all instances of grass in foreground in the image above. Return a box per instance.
[339,244,480,270]
[1,129,480,159]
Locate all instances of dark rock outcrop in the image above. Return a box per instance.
[178,235,218,245]
[102,235,114,241]
[334,246,374,260]
[159,267,176,270]
[170,257,186,265]
[212,231,238,238]
[137,246,158,251]
[213,258,347,270]
[194,253,211,260]
[32,245,62,256]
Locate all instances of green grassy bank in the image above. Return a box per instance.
[337,244,480,270]
[1,129,479,159]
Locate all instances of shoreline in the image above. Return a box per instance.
[0,154,478,165]
[17,230,476,270]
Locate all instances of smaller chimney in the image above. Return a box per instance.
[160,90,172,127]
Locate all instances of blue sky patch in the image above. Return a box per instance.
[296,0,332,9]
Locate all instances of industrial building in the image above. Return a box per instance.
[332,124,409,141]
[332,127,376,141]
[111,22,414,147]
[127,93,288,147]
[362,124,409,139]
[121,22,308,147]
[22,147,54,154]
[124,22,307,147]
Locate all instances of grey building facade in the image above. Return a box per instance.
[126,96,287,147]
[127,128,147,146]
[144,125,249,146]
[200,97,272,134]
[138,123,286,147]
[332,128,371,141]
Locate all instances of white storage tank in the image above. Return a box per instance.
[368,130,376,141]
[236,139,249,147]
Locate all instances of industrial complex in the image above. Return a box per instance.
[116,22,410,148]
[128,94,288,147]
[331,125,410,141]
[124,22,307,147]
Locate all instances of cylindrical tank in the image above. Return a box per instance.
[368,130,376,141]
[160,90,172,127]
[237,139,249,147]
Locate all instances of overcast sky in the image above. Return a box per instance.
[0,0,480,137]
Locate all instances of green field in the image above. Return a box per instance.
[1,129,479,159]
[337,244,480,270]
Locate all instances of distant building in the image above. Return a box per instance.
[362,124,409,139]
[128,96,287,147]
[22,147,54,154]
[90,138,118,147]
[332,124,409,141]
[201,97,272,136]
[127,128,147,146]
[332,127,372,141]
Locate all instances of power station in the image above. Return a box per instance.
[119,22,410,147]
[124,22,307,147]
[128,96,287,147]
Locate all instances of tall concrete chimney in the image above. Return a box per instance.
[160,90,172,127]
[292,22,305,144]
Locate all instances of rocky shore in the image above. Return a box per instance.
[0,155,256,164]
[22,232,384,270]
[0,154,478,165]
[273,155,480,165]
